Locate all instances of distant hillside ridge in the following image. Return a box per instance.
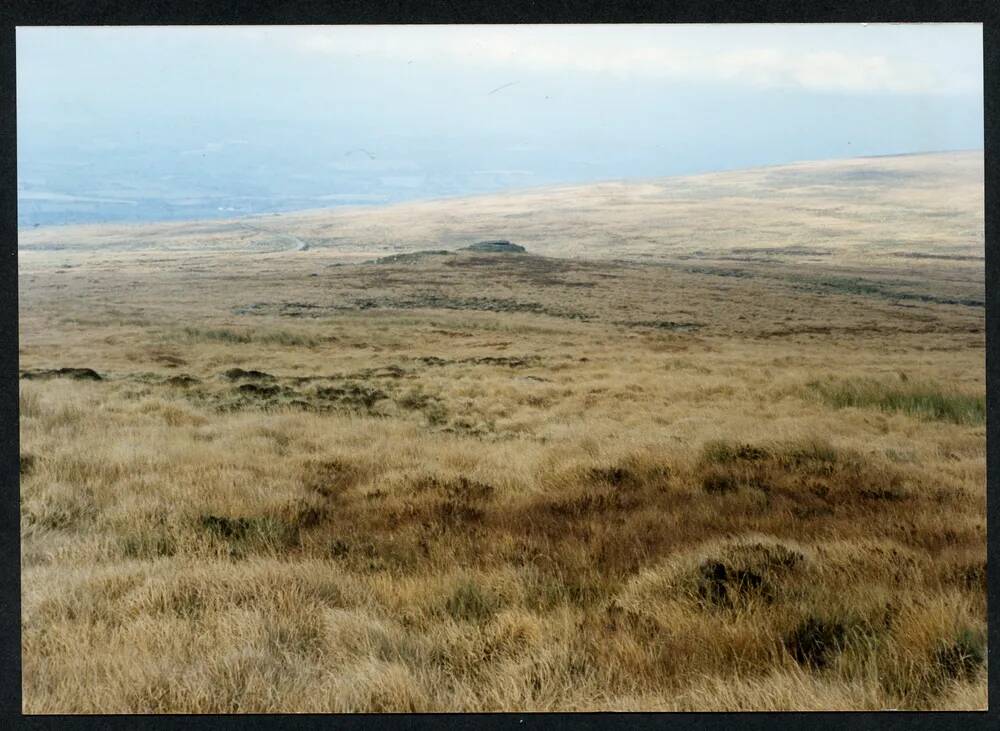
[462,241,526,253]
[18,151,983,269]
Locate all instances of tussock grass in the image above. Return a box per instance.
[19,343,986,711]
[20,377,984,711]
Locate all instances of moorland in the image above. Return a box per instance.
[18,150,986,711]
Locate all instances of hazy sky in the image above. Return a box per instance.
[16,24,984,225]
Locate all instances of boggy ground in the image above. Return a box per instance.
[18,154,985,712]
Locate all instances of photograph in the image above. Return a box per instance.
[16,23,986,712]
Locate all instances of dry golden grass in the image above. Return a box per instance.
[19,152,985,712]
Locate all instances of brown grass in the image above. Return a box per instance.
[18,153,985,712]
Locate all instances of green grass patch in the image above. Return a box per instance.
[444,580,501,622]
[181,326,320,347]
[197,514,299,556]
[807,377,984,425]
[935,627,987,680]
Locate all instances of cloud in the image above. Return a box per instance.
[281,25,979,95]
[18,25,978,97]
[713,49,938,94]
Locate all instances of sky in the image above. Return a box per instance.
[16,24,984,227]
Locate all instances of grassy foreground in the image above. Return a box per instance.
[19,154,985,712]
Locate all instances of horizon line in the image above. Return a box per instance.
[17,146,983,235]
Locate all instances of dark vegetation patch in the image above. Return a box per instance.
[279,497,329,531]
[588,465,641,489]
[199,515,267,540]
[350,295,591,321]
[784,617,851,669]
[701,442,774,464]
[417,355,542,369]
[236,383,282,397]
[196,514,301,557]
[425,500,487,527]
[773,440,840,467]
[286,365,408,385]
[694,540,806,610]
[223,435,983,640]
[951,561,987,594]
[460,240,525,253]
[187,376,398,417]
[522,278,595,288]
[164,374,200,387]
[20,453,36,475]
[856,485,909,502]
[891,252,984,262]
[789,276,983,308]
[411,475,496,502]
[439,419,496,439]
[543,490,643,518]
[700,471,742,495]
[530,461,669,520]
[758,323,938,339]
[371,250,453,265]
[685,255,779,264]
[232,302,326,318]
[183,325,323,345]
[171,368,456,424]
[212,384,303,412]
[694,438,925,510]
[368,494,489,538]
[151,352,188,368]
[680,265,983,309]
[698,441,778,495]
[442,251,603,289]
[327,539,351,559]
[313,382,390,411]
[469,355,541,368]
[681,246,833,263]
[806,377,985,425]
[697,561,768,606]
[302,458,361,498]
[729,246,834,257]
[395,388,449,425]
[618,320,703,332]
[191,386,306,414]
[20,367,102,381]
[356,365,407,379]
[683,266,755,279]
[222,368,275,381]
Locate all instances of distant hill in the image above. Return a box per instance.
[18,151,983,268]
